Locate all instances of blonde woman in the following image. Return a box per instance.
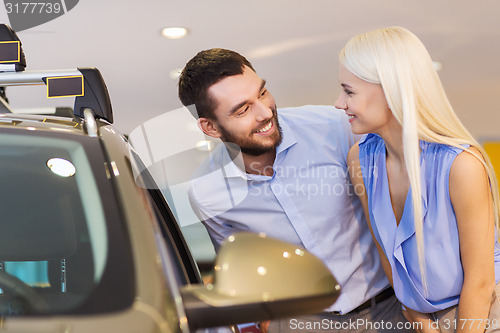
[336,26,500,332]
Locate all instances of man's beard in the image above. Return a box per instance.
[218,105,283,156]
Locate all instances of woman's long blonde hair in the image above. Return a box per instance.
[339,26,499,295]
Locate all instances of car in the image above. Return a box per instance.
[0,24,340,332]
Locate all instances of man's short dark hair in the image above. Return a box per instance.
[178,48,255,119]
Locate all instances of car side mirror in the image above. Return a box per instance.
[181,232,341,330]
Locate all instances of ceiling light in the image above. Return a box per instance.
[161,27,188,39]
[432,61,443,71]
[169,68,182,79]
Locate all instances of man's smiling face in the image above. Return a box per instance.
[206,66,282,156]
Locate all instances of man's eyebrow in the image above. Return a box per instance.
[259,79,267,92]
[228,79,267,116]
[228,100,248,116]
[341,83,352,89]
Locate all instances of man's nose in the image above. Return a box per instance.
[255,100,273,121]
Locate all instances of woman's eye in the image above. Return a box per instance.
[344,89,353,96]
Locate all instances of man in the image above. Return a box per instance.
[179,48,410,332]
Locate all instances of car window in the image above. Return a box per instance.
[0,129,134,316]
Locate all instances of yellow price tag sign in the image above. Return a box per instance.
[0,41,20,63]
[46,75,84,98]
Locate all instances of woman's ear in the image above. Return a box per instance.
[198,118,222,138]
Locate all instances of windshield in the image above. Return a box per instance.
[0,129,134,316]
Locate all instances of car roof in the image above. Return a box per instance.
[0,112,87,135]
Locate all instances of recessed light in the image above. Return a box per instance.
[169,68,182,79]
[161,27,188,39]
[432,61,443,71]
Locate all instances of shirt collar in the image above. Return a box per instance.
[276,113,297,155]
[359,133,375,146]
[219,143,249,179]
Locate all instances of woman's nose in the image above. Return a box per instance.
[334,95,346,110]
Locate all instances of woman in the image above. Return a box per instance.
[335,26,500,332]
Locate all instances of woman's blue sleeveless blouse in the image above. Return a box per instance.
[358,133,500,313]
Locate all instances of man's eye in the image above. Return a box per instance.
[237,106,249,116]
[344,89,353,96]
[260,89,267,97]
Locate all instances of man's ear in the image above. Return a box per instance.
[198,117,222,138]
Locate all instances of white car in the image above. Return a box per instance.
[0,24,340,332]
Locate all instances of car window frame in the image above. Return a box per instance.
[127,148,202,286]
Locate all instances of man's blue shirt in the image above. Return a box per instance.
[188,105,388,313]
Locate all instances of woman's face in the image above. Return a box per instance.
[334,65,395,135]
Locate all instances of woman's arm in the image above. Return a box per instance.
[450,147,496,333]
[347,144,438,333]
[347,143,394,283]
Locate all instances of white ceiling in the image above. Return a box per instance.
[1,0,500,140]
